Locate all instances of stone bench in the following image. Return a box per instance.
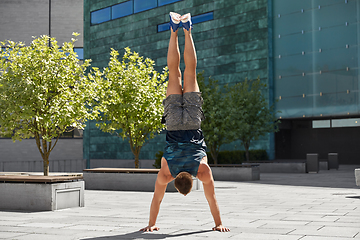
[356,169,360,187]
[242,159,332,174]
[242,161,306,173]
[0,172,84,211]
[209,164,260,181]
[83,168,201,192]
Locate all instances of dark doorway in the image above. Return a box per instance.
[275,119,360,164]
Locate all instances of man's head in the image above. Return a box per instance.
[174,172,193,196]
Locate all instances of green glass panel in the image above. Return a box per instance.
[314,0,345,5]
[276,96,314,118]
[273,11,312,37]
[275,54,313,76]
[313,1,356,28]
[315,92,357,110]
[312,25,357,51]
[315,48,357,72]
[275,76,312,98]
[273,0,360,118]
[274,32,312,56]
[315,71,355,94]
[273,0,312,15]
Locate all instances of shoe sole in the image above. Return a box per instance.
[169,13,180,32]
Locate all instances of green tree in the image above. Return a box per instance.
[93,47,168,168]
[0,34,98,176]
[226,78,279,161]
[198,72,231,164]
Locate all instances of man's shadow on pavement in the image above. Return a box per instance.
[83,229,213,239]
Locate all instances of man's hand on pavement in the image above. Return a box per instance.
[212,225,230,232]
[139,225,160,232]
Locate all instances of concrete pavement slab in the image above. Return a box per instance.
[299,237,353,240]
[0,165,359,239]
[231,232,303,240]
[289,226,359,238]
[0,232,28,239]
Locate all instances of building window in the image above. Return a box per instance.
[74,48,84,60]
[312,118,360,129]
[90,0,183,25]
[158,0,180,6]
[112,0,133,20]
[157,12,214,32]
[158,23,171,32]
[312,120,330,128]
[192,12,214,24]
[332,118,360,128]
[134,0,157,13]
[91,7,111,25]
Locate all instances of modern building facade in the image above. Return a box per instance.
[0,0,85,172]
[273,0,360,164]
[84,0,360,166]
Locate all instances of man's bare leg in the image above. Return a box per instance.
[166,29,183,97]
[183,28,199,93]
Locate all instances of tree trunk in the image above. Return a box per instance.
[210,144,219,165]
[134,152,140,168]
[34,133,57,176]
[43,157,50,176]
[131,145,141,169]
[244,142,250,162]
[127,134,142,169]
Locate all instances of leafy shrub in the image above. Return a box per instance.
[207,149,268,164]
[154,149,268,167]
[153,151,163,169]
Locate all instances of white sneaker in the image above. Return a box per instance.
[181,13,192,31]
[169,12,181,32]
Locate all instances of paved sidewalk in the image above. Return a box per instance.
[0,165,359,240]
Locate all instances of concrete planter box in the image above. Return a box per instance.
[210,164,260,181]
[356,169,360,187]
[83,168,201,192]
[257,162,306,173]
[0,173,84,211]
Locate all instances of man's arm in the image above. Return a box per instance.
[140,168,171,232]
[197,164,230,232]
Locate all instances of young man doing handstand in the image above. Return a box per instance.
[140,12,230,233]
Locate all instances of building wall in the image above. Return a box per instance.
[273,0,360,119]
[83,0,272,165]
[0,139,85,172]
[273,0,360,164]
[0,0,84,172]
[0,0,83,47]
